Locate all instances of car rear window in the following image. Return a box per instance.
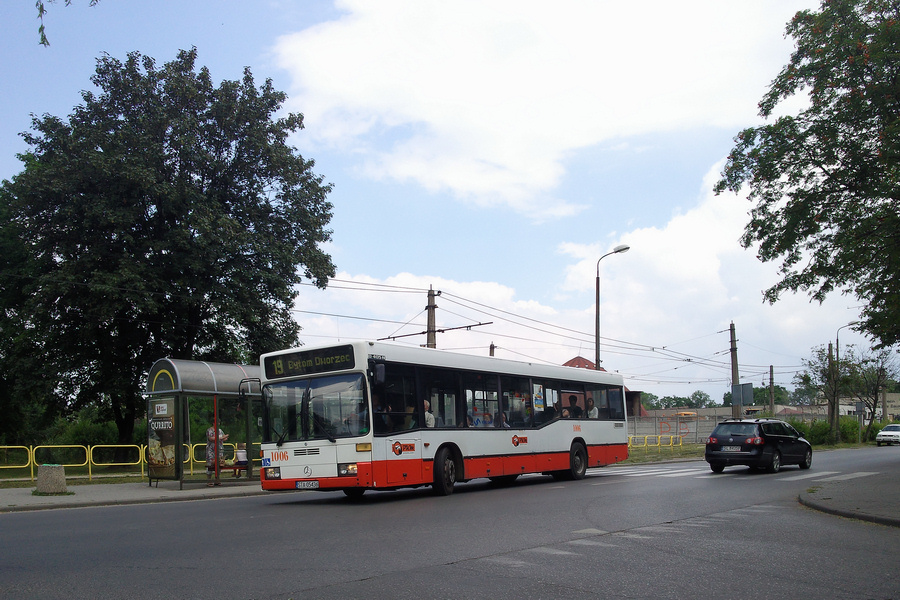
[714,423,757,436]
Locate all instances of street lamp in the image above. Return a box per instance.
[595,244,630,370]
[833,321,859,441]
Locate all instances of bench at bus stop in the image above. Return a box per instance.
[214,463,249,478]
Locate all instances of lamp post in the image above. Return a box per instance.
[833,321,859,442]
[595,244,630,370]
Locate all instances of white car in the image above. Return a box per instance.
[875,424,900,446]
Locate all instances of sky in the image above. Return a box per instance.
[1,0,871,403]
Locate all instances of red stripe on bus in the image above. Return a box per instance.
[261,443,628,491]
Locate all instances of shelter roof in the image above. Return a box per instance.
[145,358,260,397]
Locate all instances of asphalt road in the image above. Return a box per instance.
[1,447,898,599]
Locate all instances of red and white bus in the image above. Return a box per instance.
[259,341,628,497]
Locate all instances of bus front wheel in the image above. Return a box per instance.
[433,447,457,496]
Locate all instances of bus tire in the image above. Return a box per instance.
[343,488,365,500]
[569,442,587,480]
[433,446,457,496]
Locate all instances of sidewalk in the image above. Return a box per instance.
[798,474,900,528]
[0,478,267,513]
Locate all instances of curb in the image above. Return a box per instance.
[798,491,900,528]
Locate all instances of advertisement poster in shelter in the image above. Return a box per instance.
[148,397,179,479]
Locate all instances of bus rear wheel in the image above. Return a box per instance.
[553,443,587,481]
[433,447,457,496]
[569,443,587,480]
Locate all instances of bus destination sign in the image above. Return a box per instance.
[265,345,356,379]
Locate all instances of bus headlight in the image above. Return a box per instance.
[337,463,358,477]
[264,467,281,480]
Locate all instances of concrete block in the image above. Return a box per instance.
[36,464,67,494]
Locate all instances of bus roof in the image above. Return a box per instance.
[261,340,625,386]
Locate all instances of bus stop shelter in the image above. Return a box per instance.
[145,359,261,489]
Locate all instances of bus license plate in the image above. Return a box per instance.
[296,481,319,489]
[722,446,741,452]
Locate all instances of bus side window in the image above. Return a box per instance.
[501,376,531,427]
[463,372,499,427]
[380,364,418,432]
[608,387,625,420]
[532,381,559,425]
[419,367,459,428]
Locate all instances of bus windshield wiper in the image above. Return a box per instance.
[313,413,336,443]
[275,427,288,447]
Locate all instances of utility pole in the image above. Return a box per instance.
[828,342,837,442]
[730,322,741,419]
[769,365,775,414]
[426,286,439,349]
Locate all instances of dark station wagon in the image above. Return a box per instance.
[705,418,812,473]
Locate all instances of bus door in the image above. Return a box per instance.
[377,364,425,485]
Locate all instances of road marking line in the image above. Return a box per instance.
[573,528,608,535]
[524,547,579,556]
[624,469,681,477]
[778,471,839,481]
[659,469,708,477]
[482,556,534,567]
[567,539,618,547]
[815,471,879,482]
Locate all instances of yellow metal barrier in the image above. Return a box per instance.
[89,444,145,480]
[31,445,89,480]
[2,441,263,482]
[0,446,32,471]
[627,435,684,453]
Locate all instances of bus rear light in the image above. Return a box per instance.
[338,463,358,477]
[264,467,281,480]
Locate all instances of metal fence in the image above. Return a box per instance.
[0,443,261,481]
[629,410,830,445]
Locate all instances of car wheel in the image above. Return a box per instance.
[799,448,812,470]
[767,451,782,473]
[433,446,457,496]
[877,441,882,447]
[709,463,725,473]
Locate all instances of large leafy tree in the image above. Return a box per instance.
[715,0,900,346]
[1,48,335,445]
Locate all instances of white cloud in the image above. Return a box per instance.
[292,159,865,399]
[273,0,814,216]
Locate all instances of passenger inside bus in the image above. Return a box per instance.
[403,406,417,429]
[423,400,435,427]
[372,394,392,433]
[567,395,583,418]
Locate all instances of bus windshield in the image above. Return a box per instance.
[263,373,368,444]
